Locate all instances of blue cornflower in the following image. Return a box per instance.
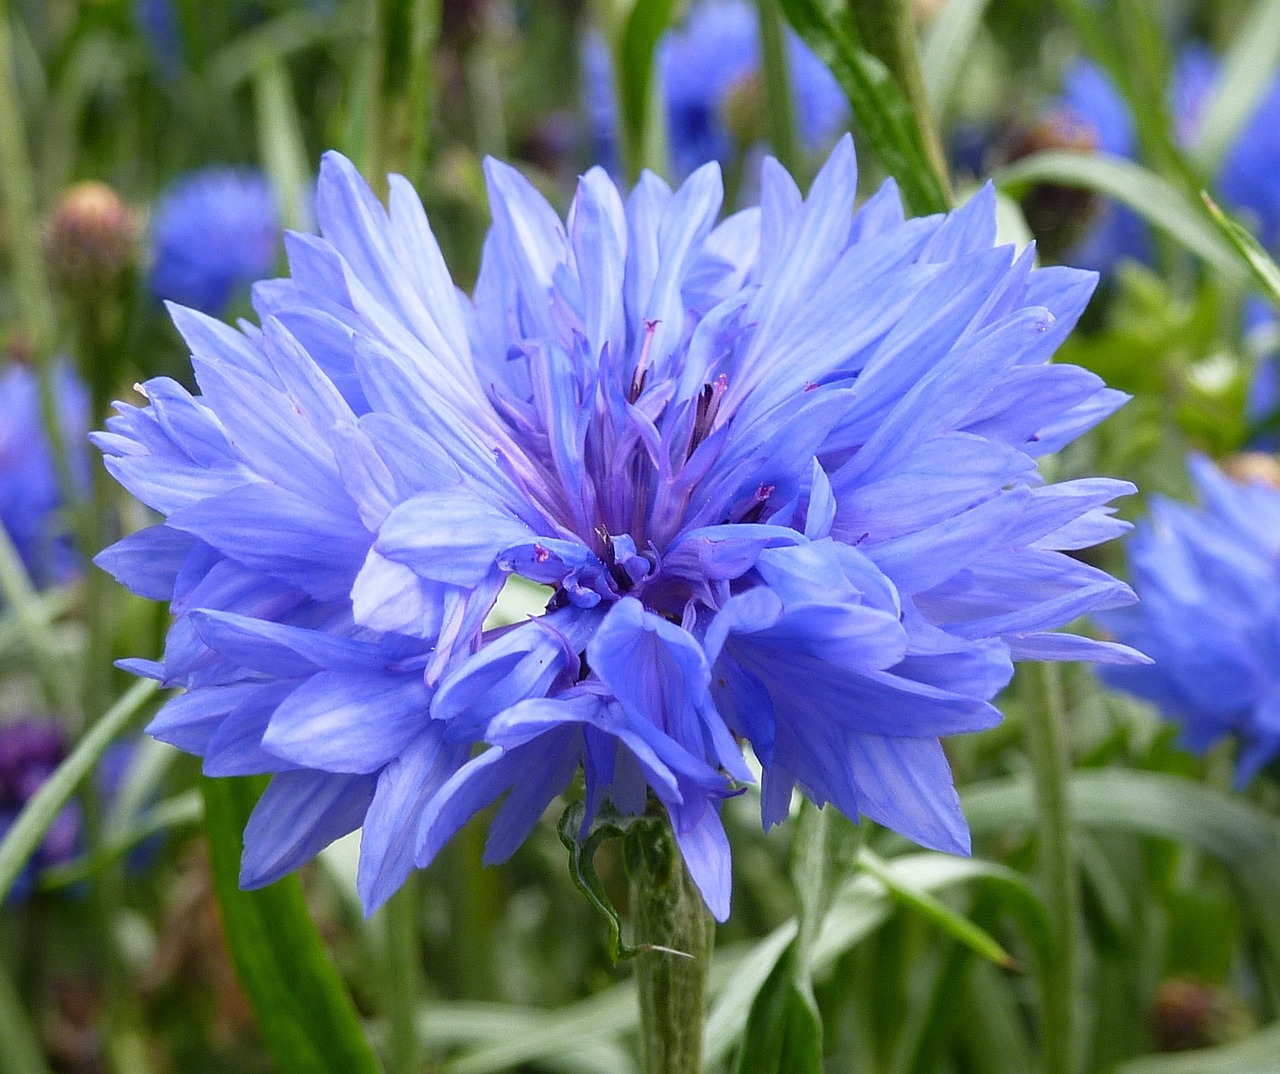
[97,138,1140,920]
[0,363,87,585]
[585,0,847,179]
[1104,456,1280,785]
[1045,47,1280,274]
[0,719,81,902]
[148,169,282,317]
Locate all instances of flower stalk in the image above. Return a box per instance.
[756,0,800,175]
[626,819,715,1074]
[380,878,424,1074]
[1026,662,1080,1074]
[846,0,952,202]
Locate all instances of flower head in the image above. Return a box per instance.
[585,0,847,179]
[1104,456,1280,786]
[0,362,88,585]
[147,169,281,316]
[98,138,1139,920]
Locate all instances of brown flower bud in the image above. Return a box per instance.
[44,181,136,290]
[1150,977,1249,1053]
[1008,112,1101,259]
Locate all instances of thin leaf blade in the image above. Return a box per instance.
[201,775,382,1074]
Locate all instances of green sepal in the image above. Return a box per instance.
[558,799,655,963]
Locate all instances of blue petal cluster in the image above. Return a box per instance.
[98,139,1140,920]
[148,169,282,317]
[0,363,88,585]
[1104,457,1280,785]
[585,0,847,179]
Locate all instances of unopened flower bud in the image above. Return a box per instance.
[1009,112,1101,259]
[720,70,766,150]
[1150,978,1249,1052]
[44,181,136,290]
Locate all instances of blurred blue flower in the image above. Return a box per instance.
[1104,456,1280,785]
[1220,76,1280,252]
[1243,296,1280,447]
[586,0,847,179]
[1046,47,1280,274]
[97,138,1139,921]
[148,169,282,317]
[134,0,184,81]
[0,719,81,903]
[0,362,88,585]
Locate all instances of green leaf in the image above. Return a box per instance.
[557,801,650,962]
[996,151,1246,281]
[201,776,382,1074]
[963,770,1280,968]
[254,60,312,232]
[778,0,950,215]
[1202,192,1280,309]
[206,9,343,92]
[0,961,51,1074]
[612,0,677,179]
[419,998,640,1074]
[711,851,1047,1068]
[39,789,203,892]
[856,847,1022,969]
[1116,1022,1280,1074]
[920,0,991,118]
[731,803,852,1073]
[1190,0,1280,173]
[0,679,159,903]
[734,948,822,1074]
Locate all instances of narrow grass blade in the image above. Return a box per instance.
[0,679,159,903]
[201,776,381,1074]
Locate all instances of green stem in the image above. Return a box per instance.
[755,0,800,175]
[405,0,440,188]
[253,61,312,232]
[0,953,51,1074]
[380,878,424,1074]
[0,2,78,512]
[466,35,509,162]
[0,2,51,350]
[348,0,387,187]
[1025,662,1079,1074]
[846,0,952,200]
[626,819,715,1074]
